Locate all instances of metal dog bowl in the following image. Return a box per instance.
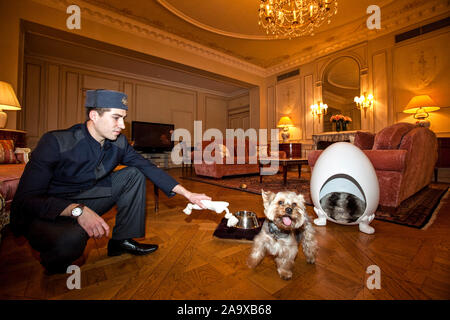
[235,211,259,229]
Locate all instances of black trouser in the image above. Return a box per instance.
[25,167,147,272]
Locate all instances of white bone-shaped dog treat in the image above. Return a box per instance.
[183,200,239,227]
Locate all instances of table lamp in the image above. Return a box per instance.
[403,95,439,128]
[277,116,294,143]
[0,81,22,128]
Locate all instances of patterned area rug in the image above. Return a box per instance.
[182,172,313,204]
[375,184,449,229]
[181,173,449,229]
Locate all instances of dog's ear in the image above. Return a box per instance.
[261,189,275,206]
[296,193,306,211]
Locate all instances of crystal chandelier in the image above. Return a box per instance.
[258,0,338,39]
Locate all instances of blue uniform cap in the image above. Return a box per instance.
[85,89,128,110]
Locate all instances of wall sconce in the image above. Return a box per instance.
[0,81,22,128]
[277,116,294,143]
[310,102,328,123]
[354,92,373,118]
[403,95,440,128]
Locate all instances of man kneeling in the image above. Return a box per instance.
[11,89,209,274]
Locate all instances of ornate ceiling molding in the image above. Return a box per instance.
[33,0,268,78]
[157,0,273,40]
[266,0,448,75]
[32,0,448,79]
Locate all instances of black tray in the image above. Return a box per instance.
[213,217,265,242]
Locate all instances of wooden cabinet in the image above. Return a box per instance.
[435,137,450,181]
[279,143,302,158]
[0,129,27,148]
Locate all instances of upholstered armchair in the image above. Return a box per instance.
[308,122,438,207]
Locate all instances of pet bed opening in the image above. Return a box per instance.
[318,174,367,223]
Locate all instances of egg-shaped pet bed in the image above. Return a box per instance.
[310,142,379,234]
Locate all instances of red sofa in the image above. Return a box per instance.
[192,139,285,179]
[0,142,30,241]
[308,123,438,207]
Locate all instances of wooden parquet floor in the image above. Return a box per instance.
[0,168,449,300]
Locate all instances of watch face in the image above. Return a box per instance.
[72,207,83,217]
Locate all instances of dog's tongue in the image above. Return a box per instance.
[282,216,292,226]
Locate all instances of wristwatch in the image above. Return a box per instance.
[71,204,85,218]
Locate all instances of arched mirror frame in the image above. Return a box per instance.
[322,57,361,131]
[313,45,372,133]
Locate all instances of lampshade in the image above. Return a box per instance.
[403,95,439,114]
[0,81,21,111]
[0,81,21,129]
[277,116,294,128]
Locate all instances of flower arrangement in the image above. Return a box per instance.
[330,114,344,122]
[330,114,352,132]
[330,114,352,123]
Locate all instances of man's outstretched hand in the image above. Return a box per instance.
[185,192,211,209]
[171,184,211,209]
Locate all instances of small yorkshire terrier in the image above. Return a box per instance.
[247,190,318,280]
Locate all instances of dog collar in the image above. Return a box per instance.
[268,221,290,240]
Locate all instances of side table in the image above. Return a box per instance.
[259,158,308,185]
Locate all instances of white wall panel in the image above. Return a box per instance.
[372,52,388,133]
[304,74,314,139]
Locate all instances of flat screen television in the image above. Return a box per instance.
[131,121,174,153]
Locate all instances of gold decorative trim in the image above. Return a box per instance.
[32,0,267,77]
[31,0,448,77]
[157,0,273,40]
[266,0,447,75]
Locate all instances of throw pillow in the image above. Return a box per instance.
[354,131,375,150]
[15,147,32,163]
[0,140,18,164]
[217,144,231,158]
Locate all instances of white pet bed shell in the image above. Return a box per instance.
[310,142,380,234]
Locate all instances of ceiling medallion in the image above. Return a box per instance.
[258,0,338,39]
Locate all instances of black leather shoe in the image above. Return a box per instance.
[107,239,158,257]
[44,265,69,276]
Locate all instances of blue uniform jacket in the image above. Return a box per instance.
[11,122,179,231]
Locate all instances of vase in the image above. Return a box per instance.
[335,121,342,132]
[342,122,347,131]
